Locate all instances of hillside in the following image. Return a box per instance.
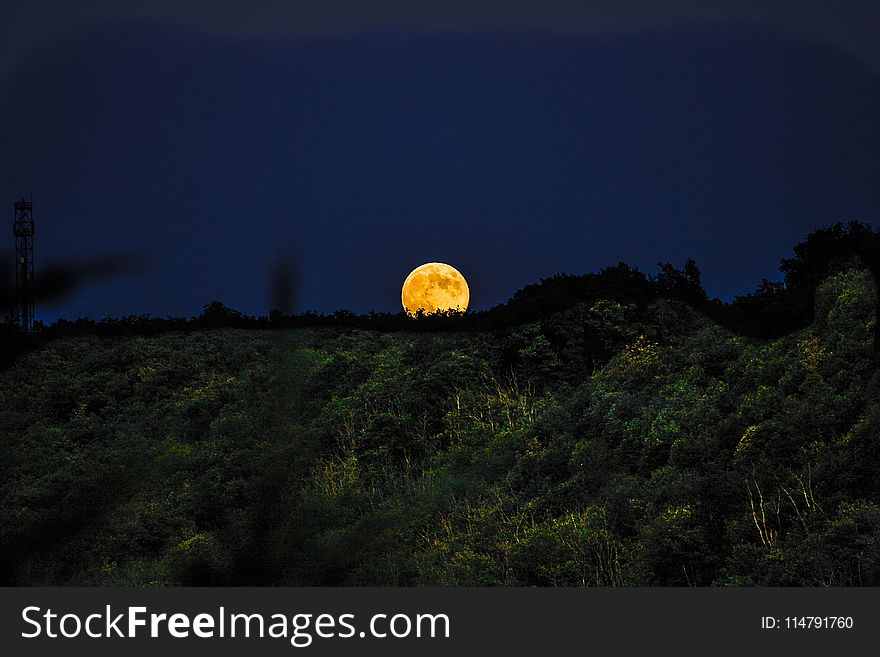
[2,249,879,586]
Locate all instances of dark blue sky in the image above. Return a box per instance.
[2,13,880,319]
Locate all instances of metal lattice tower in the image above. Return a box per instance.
[13,198,35,332]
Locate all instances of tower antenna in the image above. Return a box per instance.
[13,197,35,332]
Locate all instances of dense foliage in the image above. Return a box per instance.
[3,228,880,586]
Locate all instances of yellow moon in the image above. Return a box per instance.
[401,262,470,317]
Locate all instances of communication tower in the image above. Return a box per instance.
[13,198,35,332]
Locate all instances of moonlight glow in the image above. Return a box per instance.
[401,263,470,317]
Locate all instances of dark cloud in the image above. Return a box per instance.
[1,253,148,311]
[268,251,300,315]
[2,1,879,77]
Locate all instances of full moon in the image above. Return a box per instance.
[401,262,470,317]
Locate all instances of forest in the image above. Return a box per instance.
[1,223,879,586]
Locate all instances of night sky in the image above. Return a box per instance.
[2,2,880,320]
